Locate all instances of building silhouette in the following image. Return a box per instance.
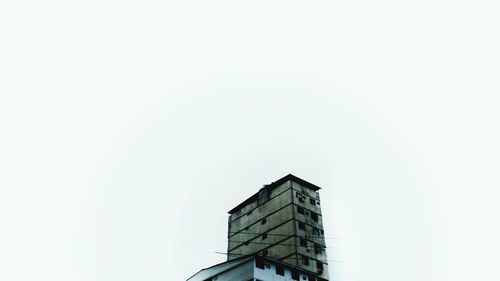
[187,174,329,281]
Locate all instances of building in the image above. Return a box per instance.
[227,174,328,280]
[187,174,329,281]
[187,254,328,281]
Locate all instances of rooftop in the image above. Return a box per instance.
[228,174,322,214]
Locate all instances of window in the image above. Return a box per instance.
[314,244,322,254]
[297,192,305,202]
[316,261,324,271]
[302,255,309,265]
[262,233,267,240]
[313,228,320,236]
[291,270,299,280]
[297,206,304,214]
[261,218,266,224]
[256,257,265,269]
[300,238,307,247]
[311,212,318,222]
[276,264,284,276]
[310,198,316,205]
[298,222,306,230]
[262,249,268,256]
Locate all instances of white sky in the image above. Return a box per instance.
[1,1,499,281]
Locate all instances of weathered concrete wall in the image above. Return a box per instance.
[228,181,295,261]
[228,207,294,249]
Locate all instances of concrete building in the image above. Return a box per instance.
[187,254,328,281]
[226,174,329,280]
[186,174,330,281]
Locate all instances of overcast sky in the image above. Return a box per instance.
[1,1,499,281]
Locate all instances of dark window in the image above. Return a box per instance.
[261,218,266,224]
[321,230,324,235]
[300,238,307,247]
[276,264,284,275]
[256,257,265,269]
[298,222,306,230]
[317,201,320,205]
[302,255,309,265]
[297,206,304,214]
[262,249,268,256]
[314,244,322,254]
[311,212,318,222]
[310,198,316,205]
[313,228,320,236]
[297,192,305,202]
[262,233,267,240]
[316,261,324,270]
[291,270,299,280]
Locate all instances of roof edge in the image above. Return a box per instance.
[227,174,322,214]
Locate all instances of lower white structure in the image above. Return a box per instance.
[187,255,328,281]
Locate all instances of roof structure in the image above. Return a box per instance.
[186,255,254,281]
[228,174,322,214]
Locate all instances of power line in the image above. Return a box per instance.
[214,251,348,263]
[228,239,347,250]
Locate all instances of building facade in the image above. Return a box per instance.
[227,174,329,280]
